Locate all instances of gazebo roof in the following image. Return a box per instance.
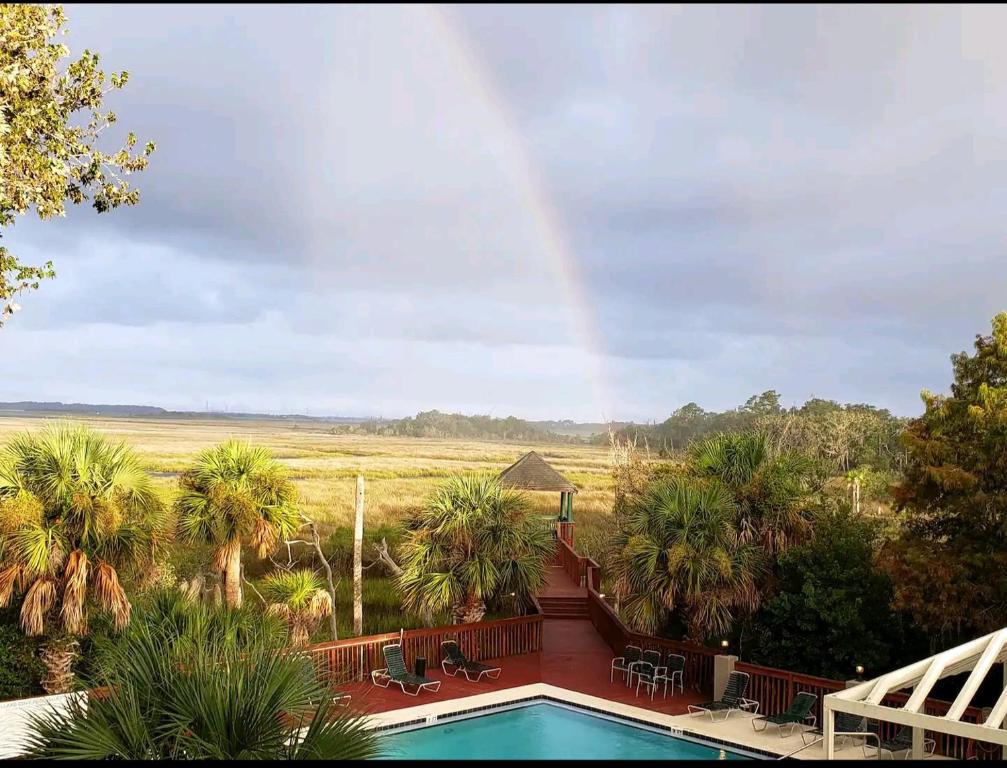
[498,451,577,493]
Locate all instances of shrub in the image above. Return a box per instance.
[0,618,44,699]
[748,506,905,679]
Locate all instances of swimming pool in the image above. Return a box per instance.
[378,702,753,760]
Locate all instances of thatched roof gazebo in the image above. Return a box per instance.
[498,451,577,543]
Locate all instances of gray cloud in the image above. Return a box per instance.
[4,4,1007,421]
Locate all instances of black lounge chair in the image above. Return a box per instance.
[441,639,502,682]
[752,691,817,737]
[687,671,756,721]
[371,643,442,696]
[611,644,642,685]
[801,712,868,748]
[862,724,936,759]
[655,653,685,697]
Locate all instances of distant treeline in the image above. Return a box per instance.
[331,410,586,443]
[606,390,909,474]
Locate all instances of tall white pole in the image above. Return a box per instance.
[353,473,365,636]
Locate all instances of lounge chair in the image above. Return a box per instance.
[371,643,442,696]
[611,644,642,684]
[656,654,685,697]
[293,648,352,708]
[687,671,756,721]
[751,691,817,737]
[862,724,936,759]
[441,639,502,683]
[801,712,868,748]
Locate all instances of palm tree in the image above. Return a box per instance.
[0,423,167,692]
[398,474,553,624]
[611,476,764,640]
[262,569,333,646]
[24,594,379,760]
[687,431,818,557]
[175,440,299,608]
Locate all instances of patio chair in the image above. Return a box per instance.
[687,671,756,721]
[801,711,868,748]
[441,639,502,683]
[371,643,442,697]
[751,691,817,737]
[632,658,667,700]
[655,653,685,697]
[629,649,663,687]
[611,644,642,684]
[862,724,936,760]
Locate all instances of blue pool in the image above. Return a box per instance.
[378,703,753,760]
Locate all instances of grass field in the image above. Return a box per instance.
[0,414,616,636]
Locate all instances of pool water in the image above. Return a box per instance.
[378,703,752,760]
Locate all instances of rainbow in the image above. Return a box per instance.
[427,6,612,421]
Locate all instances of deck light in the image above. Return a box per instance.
[721,639,730,649]
[855,664,865,677]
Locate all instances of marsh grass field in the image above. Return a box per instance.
[0,414,616,637]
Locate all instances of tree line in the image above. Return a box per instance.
[608,391,907,475]
[603,313,1007,683]
[333,409,581,443]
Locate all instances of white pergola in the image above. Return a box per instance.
[824,627,1007,759]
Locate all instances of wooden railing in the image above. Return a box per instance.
[735,661,843,732]
[735,660,998,760]
[556,537,585,587]
[303,613,544,685]
[556,521,575,547]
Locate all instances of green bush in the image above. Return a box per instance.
[0,616,45,699]
[747,505,906,679]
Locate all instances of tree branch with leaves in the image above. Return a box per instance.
[0,4,155,322]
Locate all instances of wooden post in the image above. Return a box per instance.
[911,726,924,759]
[353,473,364,636]
[824,701,835,759]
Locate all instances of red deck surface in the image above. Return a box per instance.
[343,567,705,718]
[537,565,588,598]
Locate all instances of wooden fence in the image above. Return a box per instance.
[303,612,543,685]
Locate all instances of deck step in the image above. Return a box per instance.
[537,596,590,619]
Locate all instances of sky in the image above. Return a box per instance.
[2,4,1006,423]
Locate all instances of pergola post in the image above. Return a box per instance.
[911,727,924,759]
[823,700,835,759]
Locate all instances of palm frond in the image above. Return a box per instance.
[21,576,58,636]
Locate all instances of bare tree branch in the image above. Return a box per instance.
[372,537,402,576]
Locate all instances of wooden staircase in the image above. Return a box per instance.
[537,563,590,619]
[537,594,590,619]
